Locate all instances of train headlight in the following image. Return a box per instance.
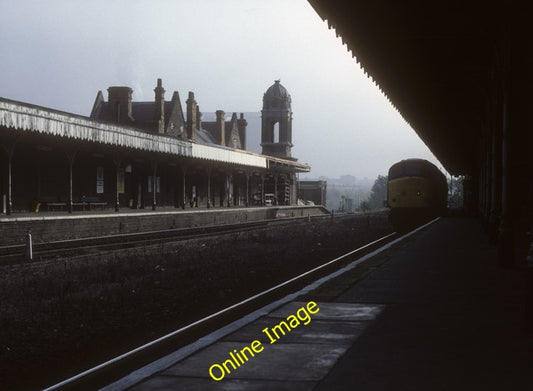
[416,190,422,196]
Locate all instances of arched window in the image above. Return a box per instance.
[273,122,279,143]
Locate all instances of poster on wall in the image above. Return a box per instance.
[96,166,104,194]
[118,168,125,194]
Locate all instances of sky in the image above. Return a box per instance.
[0,0,443,180]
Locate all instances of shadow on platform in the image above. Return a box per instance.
[316,217,532,390]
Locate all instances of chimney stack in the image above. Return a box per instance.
[154,78,165,134]
[186,91,197,141]
[216,110,226,146]
[196,105,202,133]
[107,86,133,123]
[237,113,247,150]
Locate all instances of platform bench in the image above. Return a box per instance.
[72,202,88,211]
[38,196,67,211]
[45,202,67,211]
[81,197,108,210]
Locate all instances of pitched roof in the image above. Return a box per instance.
[95,101,174,125]
[195,128,216,145]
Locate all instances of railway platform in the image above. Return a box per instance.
[102,217,532,390]
[0,205,329,246]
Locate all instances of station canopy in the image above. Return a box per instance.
[308,1,529,175]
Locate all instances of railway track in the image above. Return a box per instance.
[0,220,266,263]
[0,212,380,265]
[40,218,438,391]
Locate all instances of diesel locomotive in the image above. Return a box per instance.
[387,159,447,230]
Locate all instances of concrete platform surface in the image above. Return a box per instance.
[107,218,533,390]
[127,302,384,390]
[315,218,532,391]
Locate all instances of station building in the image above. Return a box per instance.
[298,180,327,207]
[0,80,310,214]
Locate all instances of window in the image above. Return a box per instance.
[148,176,161,193]
[273,122,279,143]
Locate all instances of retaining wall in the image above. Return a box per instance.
[0,206,329,245]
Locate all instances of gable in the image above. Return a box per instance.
[165,91,186,138]
[90,91,105,119]
[226,117,242,149]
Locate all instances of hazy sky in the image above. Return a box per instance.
[0,0,443,179]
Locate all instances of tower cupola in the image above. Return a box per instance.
[261,80,294,160]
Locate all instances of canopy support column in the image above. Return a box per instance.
[65,150,77,214]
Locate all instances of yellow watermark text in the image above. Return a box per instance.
[208,301,320,381]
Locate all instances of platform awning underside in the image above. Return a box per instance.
[308,1,528,176]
